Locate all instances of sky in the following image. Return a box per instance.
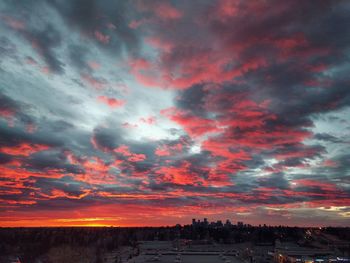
[0,0,350,227]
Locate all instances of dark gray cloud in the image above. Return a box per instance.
[68,45,90,72]
[0,152,12,164]
[23,150,83,174]
[0,36,17,62]
[91,126,123,152]
[49,0,140,54]
[0,122,60,148]
[0,92,20,117]
[24,24,65,73]
[258,173,290,190]
[314,133,344,143]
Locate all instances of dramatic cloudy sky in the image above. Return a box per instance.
[0,0,350,227]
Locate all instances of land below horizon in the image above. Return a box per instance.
[1,223,349,263]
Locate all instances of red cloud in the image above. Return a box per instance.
[128,153,146,162]
[114,145,146,162]
[128,58,161,87]
[127,1,334,91]
[0,108,16,118]
[130,51,268,89]
[135,1,182,20]
[0,199,36,205]
[39,189,91,200]
[155,146,170,157]
[153,2,182,19]
[292,179,339,192]
[161,107,221,138]
[81,157,109,174]
[215,0,239,20]
[322,159,338,167]
[155,143,183,157]
[97,96,125,108]
[146,37,174,52]
[114,145,131,156]
[129,18,152,29]
[64,155,119,185]
[0,143,49,157]
[0,165,65,181]
[94,31,110,44]
[155,161,207,186]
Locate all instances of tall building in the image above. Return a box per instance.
[203,218,208,226]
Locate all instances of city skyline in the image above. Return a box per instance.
[0,0,350,228]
